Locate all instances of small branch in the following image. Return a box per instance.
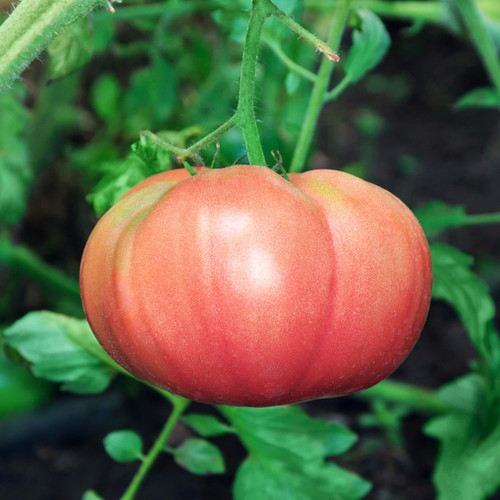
[355,379,450,414]
[185,115,237,155]
[263,35,317,82]
[290,0,352,173]
[0,235,80,300]
[141,130,186,157]
[324,75,350,102]
[120,397,191,500]
[456,0,500,99]
[464,212,500,226]
[266,0,339,62]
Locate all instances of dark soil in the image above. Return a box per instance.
[2,19,500,500]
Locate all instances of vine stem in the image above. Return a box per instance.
[120,397,191,500]
[235,0,269,166]
[290,0,352,173]
[0,0,109,91]
[265,0,339,62]
[455,0,500,98]
[355,379,449,414]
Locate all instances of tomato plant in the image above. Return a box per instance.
[81,166,432,406]
[1,0,500,499]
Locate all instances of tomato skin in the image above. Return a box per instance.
[80,166,432,406]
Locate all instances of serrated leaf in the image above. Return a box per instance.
[343,10,390,85]
[3,311,114,394]
[424,373,500,500]
[103,430,144,463]
[415,201,468,239]
[454,86,500,109]
[173,438,225,475]
[431,244,500,361]
[234,457,370,500]
[220,406,370,500]
[0,83,31,226]
[183,414,234,437]
[48,17,95,80]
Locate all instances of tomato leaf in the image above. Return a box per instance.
[220,406,370,499]
[416,201,469,239]
[343,10,390,85]
[173,438,225,475]
[87,139,170,216]
[103,430,144,463]
[123,52,178,134]
[2,311,115,394]
[183,414,235,437]
[427,243,500,499]
[82,490,105,500]
[424,374,500,500]
[234,457,369,500]
[0,83,31,226]
[47,17,95,81]
[430,244,500,362]
[454,87,500,110]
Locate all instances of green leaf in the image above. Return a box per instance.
[425,374,500,500]
[343,10,390,85]
[220,406,370,500]
[431,244,500,361]
[234,457,370,500]
[173,438,225,475]
[183,413,234,437]
[82,490,105,500]
[454,87,500,109]
[0,348,53,418]
[0,83,31,226]
[3,311,115,394]
[123,53,178,133]
[103,430,144,463]
[47,17,94,80]
[90,73,122,123]
[416,201,468,239]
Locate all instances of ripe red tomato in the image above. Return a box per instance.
[80,166,432,407]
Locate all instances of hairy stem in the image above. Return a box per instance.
[266,0,339,62]
[0,0,110,91]
[290,0,352,172]
[120,397,191,500]
[235,0,269,166]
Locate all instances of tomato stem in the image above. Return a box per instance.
[235,0,269,166]
[266,0,340,62]
[120,396,191,500]
[290,0,352,173]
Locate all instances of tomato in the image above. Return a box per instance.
[80,166,432,407]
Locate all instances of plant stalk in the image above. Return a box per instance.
[0,0,109,91]
[355,379,450,414]
[235,0,269,166]
[120,397,191,500]
[290,0,352,172]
